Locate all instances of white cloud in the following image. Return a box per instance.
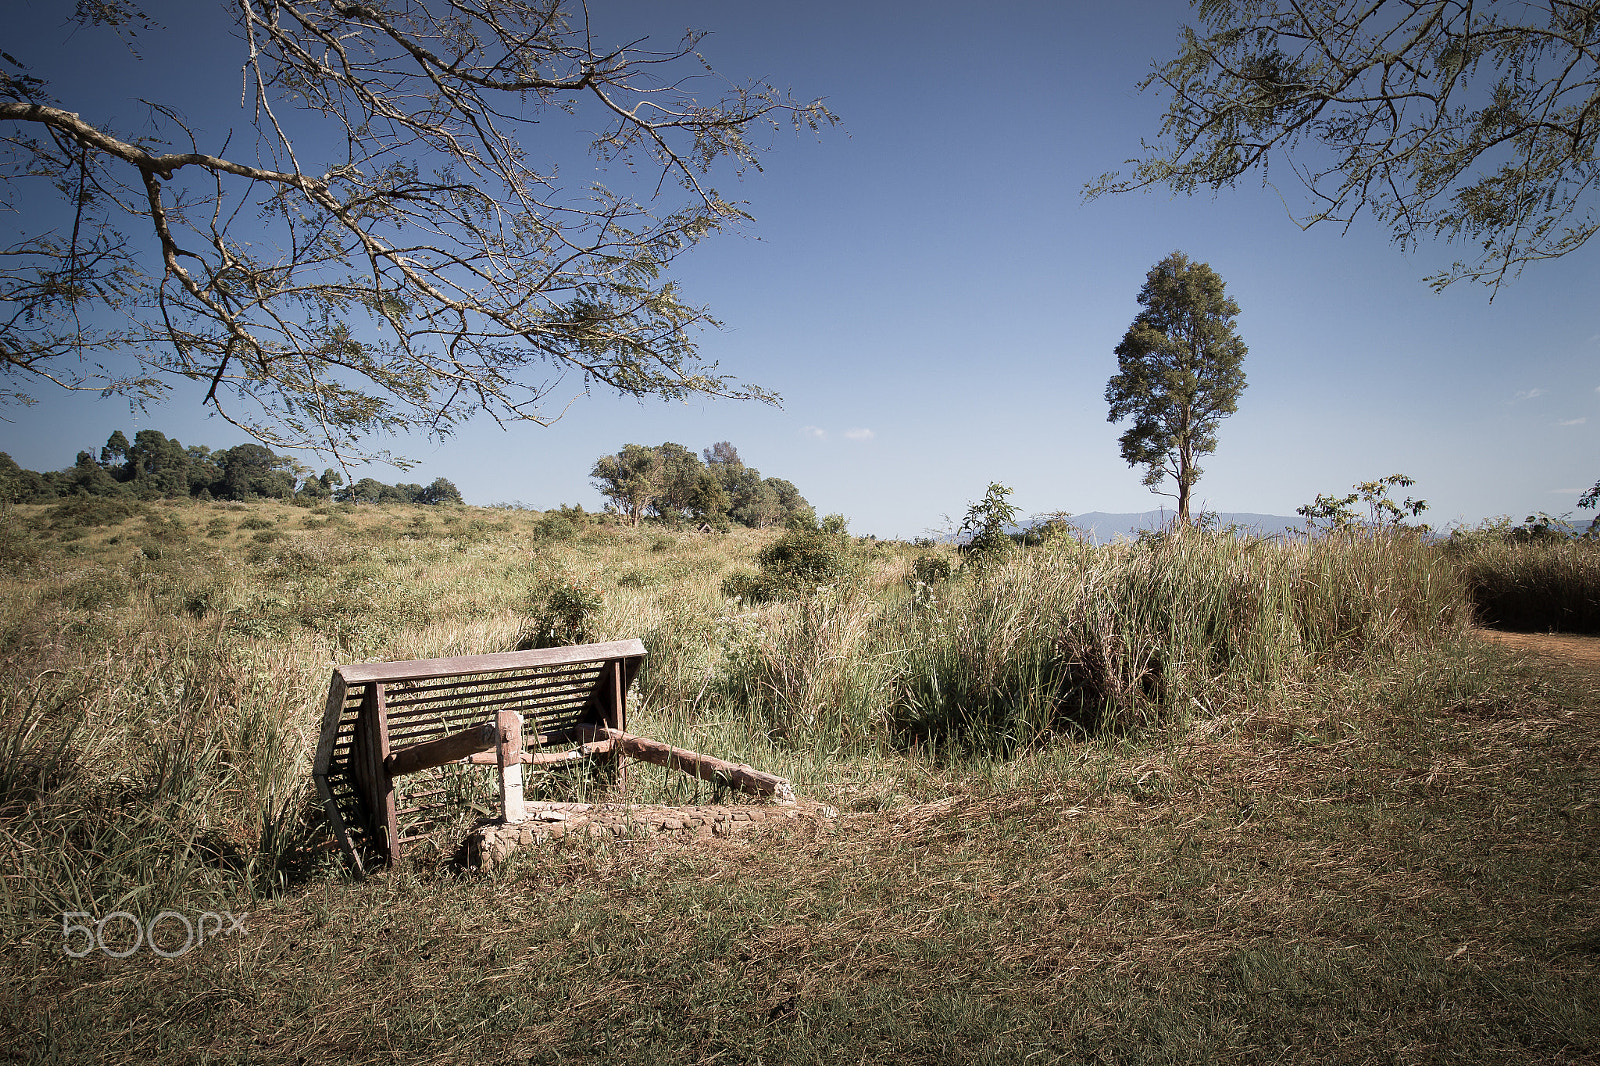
[1514,388,1546,401]
[802,426,826,440]
[844,427,875,441]
[1557,417,1587,426]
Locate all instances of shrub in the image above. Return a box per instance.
[720,526,863,604]
[0,519,42,574]
[47,496,144,530]
[958,483,1018,567]
[910,553,954,586]
[530,513,577,543]
[519,579,605,649]
[61,569,131,612]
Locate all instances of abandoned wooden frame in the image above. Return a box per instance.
[312,639,794,874]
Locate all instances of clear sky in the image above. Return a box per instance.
[5,1,1597,539]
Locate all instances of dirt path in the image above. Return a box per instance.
[1475,628,1600,688]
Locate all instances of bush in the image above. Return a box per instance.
[720,527,863,604]
[0,519,42,574]
[46,496,144,530]
[910,553,954,586]
[518,579,605,649]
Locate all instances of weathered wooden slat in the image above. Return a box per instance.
[578,727,796,802]
[337,640,646,685]
[384,701,589,746]
[312,672,349,777]
[382,686,596,726]
[380,665,602,708]
[385,721,499,777]
[463,737,616,766]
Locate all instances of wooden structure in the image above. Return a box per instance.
[313,639,795,873]
[314,640,643,874]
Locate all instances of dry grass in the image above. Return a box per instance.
[0,500,1595,1063]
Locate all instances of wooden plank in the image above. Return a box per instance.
[312,672,349,777]
[382,686,596,726]
[385,721,498,777]
[314,772,367,878]
[336,640,646,685]
[379,664,603,707]
[464,738,615,766]
[373,683,401,862]
[579,727,796,802]
[350,686,382,863]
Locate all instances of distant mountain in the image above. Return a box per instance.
[1052,511,1303,543]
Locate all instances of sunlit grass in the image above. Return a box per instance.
[0,498,1594,1064]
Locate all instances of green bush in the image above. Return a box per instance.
[529,513,577,543]
[238,515,275,531]
[519,579,605,648]
[910,553,954,586]
[47,496,144,530]
[720,527,863,604]
[0,519,42,574]
[62,569,131,612]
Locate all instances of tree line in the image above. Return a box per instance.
[590,441,813,530]
[0,429,462,505]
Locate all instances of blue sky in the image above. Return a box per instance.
[4,1,1597,538]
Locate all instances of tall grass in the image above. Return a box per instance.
[1450,534,1600,632]
[0,500,1473,938]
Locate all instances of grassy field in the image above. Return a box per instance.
[0,498,1595,1063]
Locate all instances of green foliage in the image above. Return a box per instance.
[1085,0,1600,293]
[1299,475,1430,533]
[0,518,41,574]
[593,440,814,530]
[529,512,578,544]
[1106,252,1247,524]
[958,482,1019,566]
[910,553,954,587]
[720,525,863,604]
[46,495,144,530]
[520,578,606,649]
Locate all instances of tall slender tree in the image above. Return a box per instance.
[1106,251,1248,525]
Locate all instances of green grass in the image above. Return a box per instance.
[0,499,1595,1063]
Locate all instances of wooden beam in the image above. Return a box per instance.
[464,738,616,767]
[385,721,498,777]
[337,640,647,685]
[579,727,795,802]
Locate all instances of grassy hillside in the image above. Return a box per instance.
[0,498,1594,1063]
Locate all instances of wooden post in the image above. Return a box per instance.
[589,659,628,794]
[497,709,526,823]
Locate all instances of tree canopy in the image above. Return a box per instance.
[1085,0,1600,295]
[0,429,463,504]
[2,1,833,461]
[590,440,813,529]
[1106,251,1248,526]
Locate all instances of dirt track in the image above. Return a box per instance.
[1476,628,1600,687]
